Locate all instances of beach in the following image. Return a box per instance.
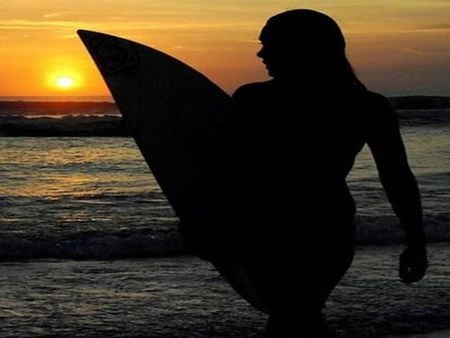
[385,331,450,338]
[0,243,449,337]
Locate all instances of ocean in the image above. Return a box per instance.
[0,98,449,337]
[0,99,449,259]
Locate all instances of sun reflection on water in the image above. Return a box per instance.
[0,137,157,198]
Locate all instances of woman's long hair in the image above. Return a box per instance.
[263,9,366,91]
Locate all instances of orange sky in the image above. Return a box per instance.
[1,0,449,97]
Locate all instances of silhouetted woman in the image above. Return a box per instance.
[229,9,428,337]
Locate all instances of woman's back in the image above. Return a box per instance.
[231,80,390,226]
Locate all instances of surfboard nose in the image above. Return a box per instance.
[77,30,110,51]
[77,29,97,42]
[77,29,139,75]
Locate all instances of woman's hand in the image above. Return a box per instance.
[399,245,428,284]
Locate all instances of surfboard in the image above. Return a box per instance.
[77,30,266,312]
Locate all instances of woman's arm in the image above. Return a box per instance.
[366,94,428,283]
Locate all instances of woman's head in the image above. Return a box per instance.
[258,9,360,87]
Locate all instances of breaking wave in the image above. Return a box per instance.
[0,212,448,261]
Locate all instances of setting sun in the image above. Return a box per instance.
[55,76,75,89]
[46,70,84,93]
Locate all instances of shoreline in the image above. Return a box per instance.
[0,244,449,337]
[383,330,450,337]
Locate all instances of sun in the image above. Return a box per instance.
[47,70,83,92]
[55,75,75,89]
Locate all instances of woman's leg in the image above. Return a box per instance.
[245,231,355,337]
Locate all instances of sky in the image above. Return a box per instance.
[0,0,449,97]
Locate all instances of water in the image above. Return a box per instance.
[348,123,450,219]
[0,109,449,259]
[0,245,449,337]
[0,105,449,337]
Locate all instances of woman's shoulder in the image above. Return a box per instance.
[232,80,275,100]
[352,89,398,130]
[354,89,391,109]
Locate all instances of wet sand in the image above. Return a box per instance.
[384,330,450,338]
[0,243,449,337]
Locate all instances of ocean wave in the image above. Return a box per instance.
[397,109,450,126]
[0,100,449,137]
[0,231,187,261]
[354,213,450,245]
[0,115,129,136]
[0,212,448,261]
[0,100,118,117]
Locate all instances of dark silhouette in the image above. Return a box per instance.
[222,9,428,337]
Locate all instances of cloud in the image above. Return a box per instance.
[405,46,450,55]
[0,18,255,32]
[421,23,450,31]
[0,19,83,30]
[43,13,63,19]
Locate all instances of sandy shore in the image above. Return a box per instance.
[384,330,450,337]
[0,243,449,337]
